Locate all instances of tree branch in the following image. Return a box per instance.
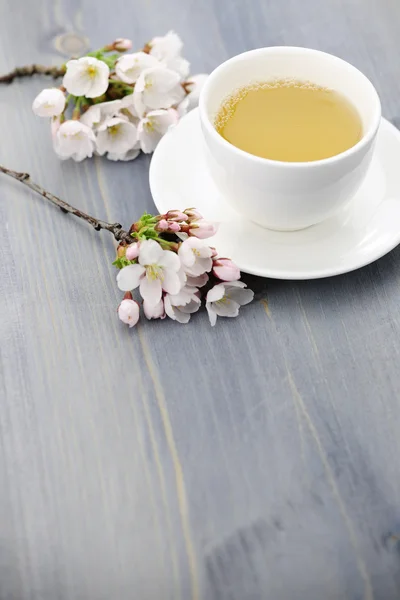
[0,165,132,243]
[0,64,65,84]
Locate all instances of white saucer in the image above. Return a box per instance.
[150,109,400,279]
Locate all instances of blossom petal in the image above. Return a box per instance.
[162,270,182,295]
[158,249,181,271]
[117,264,145,291]
[206,284,225,303]
[213,299,240,318]
[206,302,217,326]
[143,298,165,320]
[138,239,164,265]
[140,276,162,306]
[227,287,254,306]
[179,298,201,314]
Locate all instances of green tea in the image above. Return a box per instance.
[215,80,362,162]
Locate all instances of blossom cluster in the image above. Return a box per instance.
[32,32,207,161]
[115,209,254,327]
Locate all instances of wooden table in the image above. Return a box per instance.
[1,0,400,598]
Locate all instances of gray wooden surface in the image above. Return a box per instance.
[1,0,400,598]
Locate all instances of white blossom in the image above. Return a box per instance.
[32,88,66,117]
[138,109,178,153]
[117,239,183,306]
[80,94,137,129]
[96,116,138,157]
[178,237,213,276]
[54,120,96,161]
[206,281,254,326]
[149,31,189,78]
[133,67,183,116]
[116,52,159,84]
[63,57,110,98]
[164,286,201,323]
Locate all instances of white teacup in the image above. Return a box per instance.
[199,47,381,231]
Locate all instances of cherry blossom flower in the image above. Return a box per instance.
[118,297,140,327]
[125,243,140,260]
[117,239,183,306]
[79,95,137,131]
[206,281,254,326]
[96,116,138,157]
[178,237,212,276]
[32,88,66,117]
[63,57,110,98]
[185,74,208,109]
[189,220,218,239]
[149,31,190,78]
[143,298,165,320]
[164,286,201,323]
[116,52,159,84]
[138,109,179,153]
[54,120,96,161]
[133,67,183,116]
[156,219,180,233]
[213,258,240,282]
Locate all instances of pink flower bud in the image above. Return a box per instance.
[143,298,165,320]
[169,222,181,232]
[184,208,203,221]
[189,221,218,239]
[213,258,240,282]
[126,242,140,261]
[118,298,139,327]
[166,210,188,222]
[210,247,218,258]
[157,219,170,231]
[114,38,132,51]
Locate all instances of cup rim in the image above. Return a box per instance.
[199,46,382,168]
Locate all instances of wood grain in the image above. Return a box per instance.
[1,0,400,598]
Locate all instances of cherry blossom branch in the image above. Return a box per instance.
[0,165,132,242]
[0,64,65,84]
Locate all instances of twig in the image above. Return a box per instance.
[0,165,132,243]
[0,64,65,84]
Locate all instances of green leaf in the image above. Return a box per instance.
[112,256,135,269]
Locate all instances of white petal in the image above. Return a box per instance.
[185,257,212,276]
[107,148,140,161]
[146,109,179,134]
[186,273,209,287]
[138,239,163,265]
[206,284,225,303]
[213,299,240,317]
[227,287,254,306]
[179,299,201,314]
[178,243,195,267]
[117,264,145,291]
[143,298,164,319]
[137,120,162,153]
[116,52,159,84]
[140,276,162,306]
[224,280,246,289]
[172,308,191,324]
[164,295,176,320]
[165,56,190,78]
[158,249,181,271]
[79,105,102,128]
[162,270,182,295]
[150,31,183,61]
[206,302,217,326]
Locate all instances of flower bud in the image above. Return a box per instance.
[189,220,218,239]
[184,208,203,221]
[118,296,139,328]
[126,242,140,260]
[114,38,133,52]
[166,210,188,222]
[117,244,126,258]
[213,258,240,282]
